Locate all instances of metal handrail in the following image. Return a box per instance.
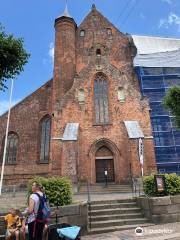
[87,181,91,230]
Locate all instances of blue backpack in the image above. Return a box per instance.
[34,192,51,222]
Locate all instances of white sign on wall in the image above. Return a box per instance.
[139,138,144,176]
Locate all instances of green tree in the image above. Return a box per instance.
[0,24,30,91]
[163,86,180,128]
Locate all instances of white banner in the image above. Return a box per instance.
[138,138,144,177]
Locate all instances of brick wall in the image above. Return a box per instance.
[0,6,157,185]
[0,81,52,185]
[50,6,157,183]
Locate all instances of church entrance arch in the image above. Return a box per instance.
[95,146,115,183]
[88,138,121,184]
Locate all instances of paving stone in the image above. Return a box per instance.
[81,222,180,240]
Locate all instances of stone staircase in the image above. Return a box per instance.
[79,184,132,194]
[88,198,152,234]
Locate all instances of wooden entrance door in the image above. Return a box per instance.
[96,159,115,183]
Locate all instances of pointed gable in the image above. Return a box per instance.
[78,4,125,38]
[76,5,136,73]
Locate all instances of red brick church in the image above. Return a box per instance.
[0,5,156,185]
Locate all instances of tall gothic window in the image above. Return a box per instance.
[4,132,18,164]
[40,116,51,163]
[94,75,109,124]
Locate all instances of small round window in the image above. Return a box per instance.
[107,28,112,35]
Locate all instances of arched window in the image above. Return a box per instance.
[80,30,85,37]
[94,75,109,124]
[4,132,18,164]
[40,116,51,163]
[107,28,112,36]
[96,49,101,57]
[78,89,85,103]
[96,49,102,69]
[118,87,125,102]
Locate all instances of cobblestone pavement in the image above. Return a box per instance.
[81,223,180,240]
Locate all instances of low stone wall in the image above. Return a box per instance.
[136,195,180,223]
[0,202,88,237]
[50,202,88,235]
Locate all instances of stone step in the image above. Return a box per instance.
[79,190,132,194]
[79,185,132,193]
[90,198,135,205]
[79,186,132,191]
[79,189,132,192]
[80,186,132,189]
[88,223,154,235]
[90,202,137,210]
[89,207,141,216]
[80,184,131,188]
[90,217,149,228]
[87,198,151,235]
[89,212,143,221]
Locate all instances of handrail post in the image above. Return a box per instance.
[87,181,91,230]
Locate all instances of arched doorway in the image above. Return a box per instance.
[95,146,115,183]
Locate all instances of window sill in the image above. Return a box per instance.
[5,163,17,166]
[37,161,49,164]
[93,123,112,126]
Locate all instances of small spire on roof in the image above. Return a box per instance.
[92,4,96,10]
[62,0,71,18]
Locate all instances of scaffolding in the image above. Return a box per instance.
[135,66,180,174]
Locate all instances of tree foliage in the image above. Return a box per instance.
[163,86,180,128]
[27,176,73,207]
[143,173,180,196]
[0,24,30,91]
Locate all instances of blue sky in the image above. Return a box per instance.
[0,0,180,115]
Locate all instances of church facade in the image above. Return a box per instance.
[0,5,156,185]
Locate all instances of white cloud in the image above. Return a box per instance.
[161,0,173,4]
[159,18,168,28]
[48,42,54,62]
[0,99,20,116]
[159,12,180,31]
[168,13,180,25]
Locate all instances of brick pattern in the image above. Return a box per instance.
[0,81,52,185]
[50,7,156,183]
[0,7,156,185]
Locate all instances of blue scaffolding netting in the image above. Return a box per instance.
[135,66,180,174]
[132,35,180,174]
